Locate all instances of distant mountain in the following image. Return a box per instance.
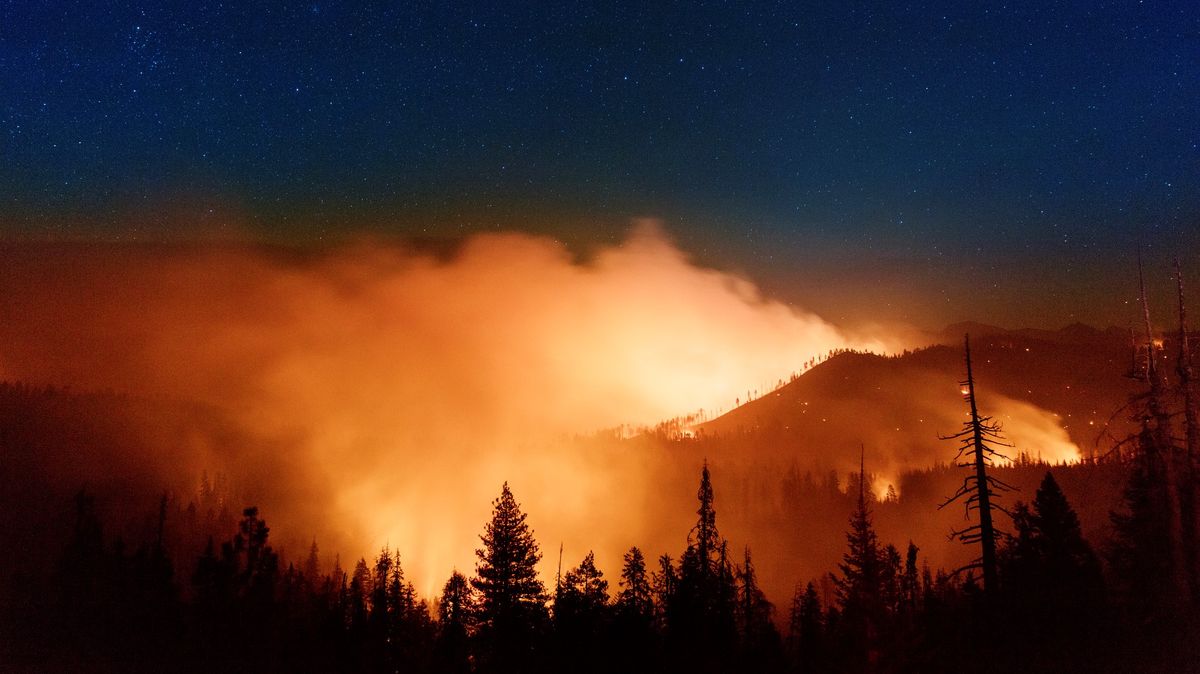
[693,323,1149,471]
[933,321,1124,347]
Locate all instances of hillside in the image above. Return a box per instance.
[693,324,1145,471]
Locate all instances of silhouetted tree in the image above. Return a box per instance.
[304,539,321,589]
[672,463,737,671]
[1006,473,1103,628]
[787,581,824,673]
[736,547,780,672]
[615,546,653,622]
[55,489,111,655]
[1123,257,1192,601]
[1110,266,1195,614]
[1173,260,1200,600]
[900,542,919,620]
[554,551,609,671]
[189,506,280,668]
[348,558,371,634]
[834,454,885,672]
[652,553,678,633]
[939,334,1015,597]
[612,546,657,669]
[435,570,475,674]
[472,482,549,672]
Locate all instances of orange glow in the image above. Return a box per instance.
[0,223,912,594]
[988,395,1081,465]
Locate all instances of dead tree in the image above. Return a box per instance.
[1175,260,1200,599]
[1136,257,1190,600]
[939,334,1015,597]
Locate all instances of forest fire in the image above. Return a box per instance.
[4,0,1198,670]
[0,233,1192,671]
[0,226,912,591]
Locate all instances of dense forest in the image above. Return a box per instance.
[1,452,1197,672]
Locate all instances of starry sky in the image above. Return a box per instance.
[2,1,1198,328]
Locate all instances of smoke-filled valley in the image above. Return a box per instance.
[1,229,1196,672]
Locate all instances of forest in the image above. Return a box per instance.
[2,279,1200,673]
[2,324,1200,674]
[1,447,1197,673]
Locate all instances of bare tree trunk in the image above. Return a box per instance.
[1140,257,1190,600]
[1176,261,1200,600]
[963,336,998,595]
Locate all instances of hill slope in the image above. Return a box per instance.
[692,325,1144,481]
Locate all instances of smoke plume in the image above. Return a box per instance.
[0,223,1063,595]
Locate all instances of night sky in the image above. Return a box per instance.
[2,1,1198,328]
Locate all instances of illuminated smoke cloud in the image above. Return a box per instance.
[0,223,1072,594]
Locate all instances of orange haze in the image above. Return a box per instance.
[0,223,1068,596]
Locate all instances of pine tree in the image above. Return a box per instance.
[611,547,657,669]
[1006,472,1103,646]
[652,553,678,632]
[435,571,475,674]
[900,542,920,618]
[787,582,824,673]
[834,457,885,669]
[370,547,394,647]
[1027,473,1101,583]
[348,558,371,633]
[232,507,278,607]
[671,463,737,671]
[786,584,804,662]
[615,546,653,623]
[693,461,720,575]
[303,539,321,589]
[472,482,548,672]
[554,551,609,670]
[736,547,779,672]
[555,551,608,625]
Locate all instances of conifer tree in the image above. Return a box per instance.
[611,546,656,669]
[736,547,779,672]
[693,461,721,575]
[435,571,475,674]
[787,582,824,673]
[615,546,653,622]
[652,553,678,631]
[835,452,886,668]
[672,463,737,671]
[348,558,371,632]
[370,547,393,639]
[1006,472,1103,644]
[900,542,920,618]
[554,551,609,670]
[472,482,548,671]
[555,551,608,625]
[303,539,321,589]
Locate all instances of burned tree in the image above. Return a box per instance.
[1110,258,1191,603]
[1175,260,1200,599]
[939,334,1015,596]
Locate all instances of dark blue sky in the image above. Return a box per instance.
[2,1,1197,327]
